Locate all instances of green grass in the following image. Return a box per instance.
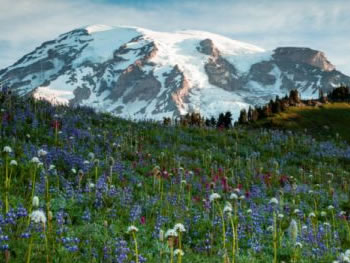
[254,102,350,142]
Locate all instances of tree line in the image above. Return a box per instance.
[164,85,350,128]
[237,85,350,125]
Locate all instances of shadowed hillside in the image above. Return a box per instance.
[254,103,350,143]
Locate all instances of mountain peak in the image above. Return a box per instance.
[84,24,114,34]
[0,26,349,121]
[273,47,335,72]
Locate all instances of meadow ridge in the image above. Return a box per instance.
[1,92,350,262]
[253,102,350,144]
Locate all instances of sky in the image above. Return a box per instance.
[0,0,349,74]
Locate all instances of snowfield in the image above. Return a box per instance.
[1,24,348,121]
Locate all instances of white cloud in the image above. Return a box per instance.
[0,0,349,74]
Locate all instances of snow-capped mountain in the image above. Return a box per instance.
[1,25,349,120]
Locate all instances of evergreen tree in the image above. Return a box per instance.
[248,106,253,121]
[223,111,232,128]
[238,109,248,124]
[217,113,225,128]
[251,109,259,121]
[205,118,211,127]
[210,116,216,127]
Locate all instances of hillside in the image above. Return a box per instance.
[253,102,350,143]
[1,92,350,262]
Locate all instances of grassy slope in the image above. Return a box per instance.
[1,96,350,262]
[254,102,350,142]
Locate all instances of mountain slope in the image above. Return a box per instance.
[1,25,349,120]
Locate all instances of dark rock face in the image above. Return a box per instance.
[205,57,242,91]
[110,64,161,103]
[249,62,275,85]
[164,65,190,115]
[273,47,335,72]
[246,47,350,96]
[197,39,220,57]
[105,37,162,104]
[199,39,242,91]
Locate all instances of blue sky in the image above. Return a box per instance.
[0,0,349,74]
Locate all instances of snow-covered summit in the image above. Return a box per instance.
[1,25,349,121]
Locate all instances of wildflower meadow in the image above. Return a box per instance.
[1,92,350,262]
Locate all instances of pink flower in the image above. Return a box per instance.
[140,216,146,225]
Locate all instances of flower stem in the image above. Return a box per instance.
[132,232,139,263]
[26,235,33,263]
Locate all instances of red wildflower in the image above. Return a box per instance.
[51,120,61,130]
[140,216,146,225]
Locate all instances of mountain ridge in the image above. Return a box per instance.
[1,24,349,121]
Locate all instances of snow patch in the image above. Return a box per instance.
[33,86,72,105]
[85,25,114,34]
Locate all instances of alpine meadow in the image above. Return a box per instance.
[1,0,350,262]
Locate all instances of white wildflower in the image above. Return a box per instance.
[3,146,12,153]
[293,209,300,214]
[71,168,77,174]
[174,223,186,233]
[239,195,245,200]
[127,225,139,233]
[246,209,252,214]
[174,249,184,256]
[10,160,17,166]
[30,157,40,164]
[230,193,238,200]
[165,229,178,238]
[278,213,284,219]
[295,242,303,249]
[269,197,279,205]
[38,149,47,157]
[223,202,233,214]
[209,193,221,202]
[323,222,331,228]
[30,210,47,225]
[233,188,240,193]
[267,226,273,232]
[49,165,55,171]
[32,196,39,208]
[308,212,316,218]
[327,205,334,210]
[345,250,350,258]
[321,211,327,217]
[339,252,350,263]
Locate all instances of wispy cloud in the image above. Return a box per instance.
[0,0,349,74]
